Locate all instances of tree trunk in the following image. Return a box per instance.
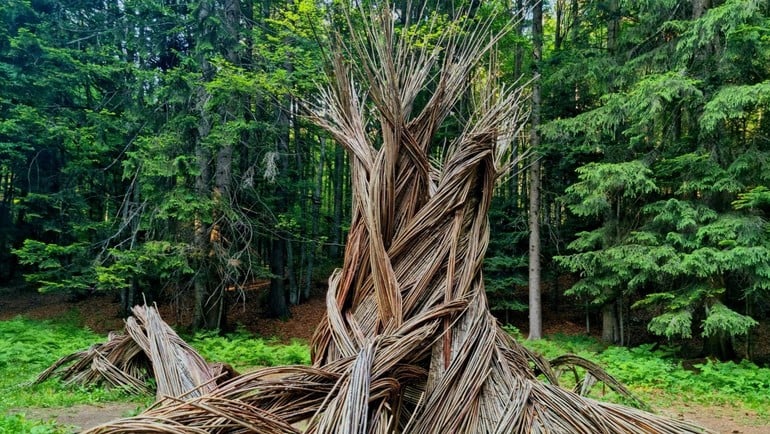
[508,0,524,209]
[602,302,621,344]
[0,171,13,280]
[290,102,301,303]
[193,113,212,329]
[528,0,543,341]
[619,295,625,346]
[305,137,326,299]
[268,236,290,318]
[554,0,564,51]
[329,145,344,259]
[204,143,232,329]
[607,0,620,55]
[692,0,710,19]
[514,0,524,79]
[196,0,243,330]
[266,94,292,318]
[287,236,299,305]
[703,331,736,360]
[118,177,141,317]
[192,0,246,330]
[570,0,581,43]
[192,0,214,325]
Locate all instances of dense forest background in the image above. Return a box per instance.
[1,0,769,361]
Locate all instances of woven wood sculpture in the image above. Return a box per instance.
[84,5,708,433]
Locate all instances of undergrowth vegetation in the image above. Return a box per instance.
[0,316,135,433]
[521,333,770,419]
[187,329,311,371]
[0,413,67,434]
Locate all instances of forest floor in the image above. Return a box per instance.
[1,289,768,433]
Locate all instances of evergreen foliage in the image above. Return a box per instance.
[1,0,769,358]
[1,0,337,327]
[546,0,770,357]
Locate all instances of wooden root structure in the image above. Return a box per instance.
[35,304,235,401]
[46,5,710,433]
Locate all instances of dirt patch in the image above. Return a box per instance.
[0,290,125,333]
[234,296,327,343]
[11,402,141,432]
[658,402,768,434]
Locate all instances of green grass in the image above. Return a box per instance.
[0,315,140,433]
[0,413,68,434]
[519,332,770,420]
[0,316,135,409]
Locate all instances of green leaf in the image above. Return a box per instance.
[701,303,758,337]
[648,310,693,339]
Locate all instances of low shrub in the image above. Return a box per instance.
[189,329,311,370]
[0,413,68,434]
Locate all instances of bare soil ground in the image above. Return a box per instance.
[2,289,768,433]
[13,403,140,432]
[660,404,767,434]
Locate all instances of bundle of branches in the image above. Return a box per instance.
[85,5,707,433]
[36,304,231,401]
